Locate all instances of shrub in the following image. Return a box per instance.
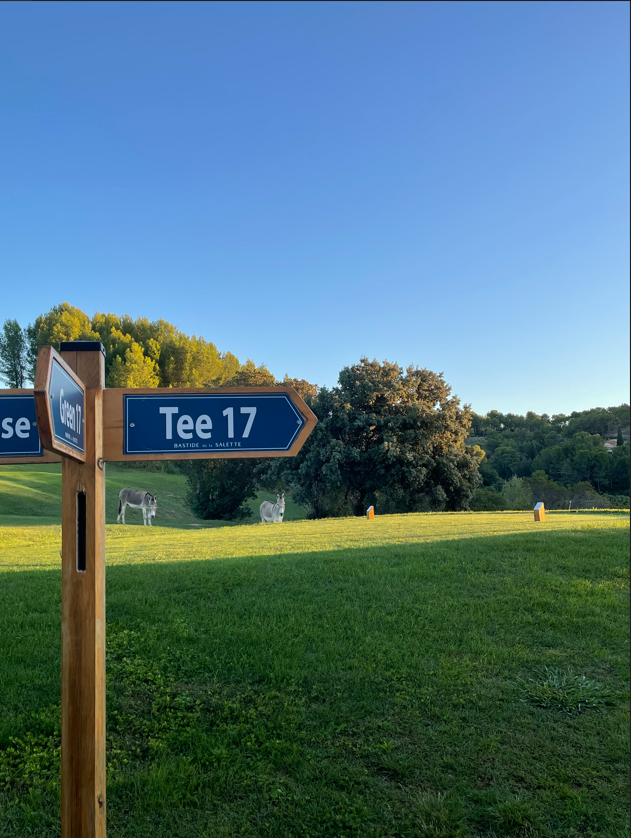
[501,476,532,510]
[470,488,508,511]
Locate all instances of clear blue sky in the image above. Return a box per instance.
[1,1,628,415]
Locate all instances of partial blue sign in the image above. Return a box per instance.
[49,359,85,455]
[0,394,43,458]
[124,393,305,455]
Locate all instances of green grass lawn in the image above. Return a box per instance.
[0,510,628,837]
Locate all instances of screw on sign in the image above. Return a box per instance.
[31,341,317,838]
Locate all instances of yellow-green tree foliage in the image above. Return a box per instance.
[106,342,160,388]
[30,302,100,346]
[27,302,263,389]
[227,360,276,387]
[283,374,319,403]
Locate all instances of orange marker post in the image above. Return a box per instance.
[534,502,545,522]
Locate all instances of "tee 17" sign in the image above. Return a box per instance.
[121,392,306,456]
[103,386,314,460]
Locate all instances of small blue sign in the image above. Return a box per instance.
[124,393,305,456]
[0,394,43,458]
[49,359,85,455]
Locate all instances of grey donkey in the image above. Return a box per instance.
[260,493,285,523]
[117,488,157,526]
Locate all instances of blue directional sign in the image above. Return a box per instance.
[124,392,306,455]
[0,394,43,458]
[49,359,85,455]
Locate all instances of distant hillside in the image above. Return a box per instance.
[468,405,630,495]
[0,464,306,528]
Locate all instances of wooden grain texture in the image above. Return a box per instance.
[34,346,87,463]
[0,450,61,464]
[102,386,318,462]
[60,348,106,838]
[0,388,62,464]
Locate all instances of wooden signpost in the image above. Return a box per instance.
[28,340,317,838]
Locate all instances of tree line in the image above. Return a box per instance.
[1,304,628,517]
[0,302,261,388]
[469,407,630,510]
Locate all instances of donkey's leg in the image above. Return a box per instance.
[120,502,126,525]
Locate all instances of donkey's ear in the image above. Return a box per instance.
[281,492,285,498]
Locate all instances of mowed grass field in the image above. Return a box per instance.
[0,467,628,836]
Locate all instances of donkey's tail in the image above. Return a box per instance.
[118,498,122,516]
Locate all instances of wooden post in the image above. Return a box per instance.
[60,343,106,838]
[534,502,545,522]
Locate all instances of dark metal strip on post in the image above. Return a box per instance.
[77,492,86,572]
[59,341,106,355]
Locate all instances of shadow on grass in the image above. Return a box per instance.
[0,528,628,837]
[2,527,627,709]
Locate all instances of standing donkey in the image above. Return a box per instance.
[117,488,158,526]
[260,493,285,524]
